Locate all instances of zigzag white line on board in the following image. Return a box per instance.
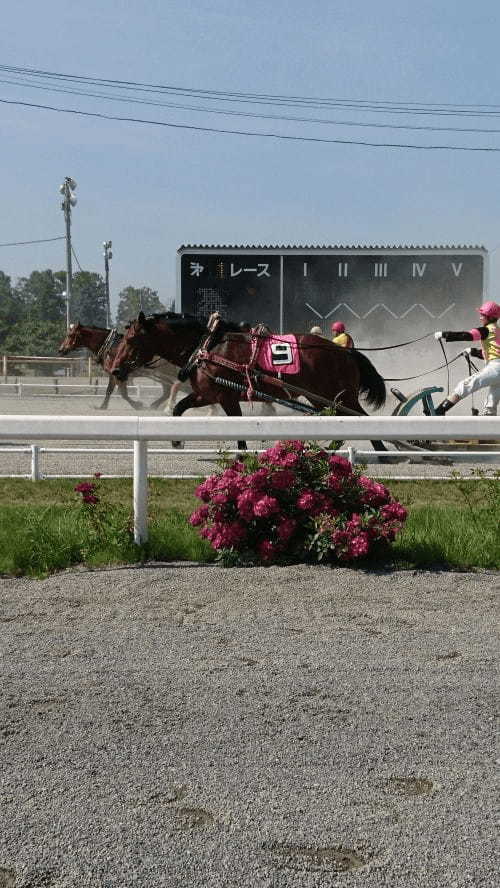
[305,302,456,320]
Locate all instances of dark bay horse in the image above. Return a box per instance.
[108,312,387,450]
[58,323,180,410]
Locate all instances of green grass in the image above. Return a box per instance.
[394,505,499,570]
[0,477,498,577]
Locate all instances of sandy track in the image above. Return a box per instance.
[0,564,498,887]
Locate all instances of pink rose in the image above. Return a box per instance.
[296,490,316,511]
[270,469,296,489]
[82,494,99,505]
[253,495,280,518]
[328,454,352,476]
[189,505,210,526]
[347,532,370,558]
[277,518,297,541]
[258,539,278,561]
[381,502,408,522]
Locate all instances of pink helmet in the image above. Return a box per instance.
[476,300,500,320]
[331,321,345,333]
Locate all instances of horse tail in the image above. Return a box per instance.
[353,350,386,409]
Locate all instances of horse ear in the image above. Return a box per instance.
[138,311,146,324]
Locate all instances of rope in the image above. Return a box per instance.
[357,332,435,351]
[384,352,464,381]
[438,338,450,393]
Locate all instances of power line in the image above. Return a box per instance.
[3,75,500,135]
[2,96,500,152]
[2,63,500,118]
[0,235,65,247]
[71,245,83,272]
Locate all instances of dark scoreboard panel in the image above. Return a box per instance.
[179,250,485,341]
[180,253,281,329]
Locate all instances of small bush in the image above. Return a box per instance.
[189,440,408,566]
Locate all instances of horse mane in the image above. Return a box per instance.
[144,311,240,333]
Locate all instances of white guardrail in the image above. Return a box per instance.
[0,381,163,398]
[1,414,499,544]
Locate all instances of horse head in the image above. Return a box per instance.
[109,312,158,380]
[58,322,82,355]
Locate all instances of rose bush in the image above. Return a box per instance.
[189,441,407,565]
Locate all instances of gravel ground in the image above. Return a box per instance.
[1,389,498,480]
[0,564,498,887]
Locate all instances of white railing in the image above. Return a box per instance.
[1,414,499,543]
[0,381,164,398]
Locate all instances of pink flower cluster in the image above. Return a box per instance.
[74,479,99,505]
[189,441,408,565]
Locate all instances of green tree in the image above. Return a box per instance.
[71,271,107,326]
[14,269,66,323]
[116,286,166,329]
[1,318,66,358]
[0,271,23,347]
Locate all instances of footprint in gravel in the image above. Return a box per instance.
[23,873,58,887]
[387,776,434,796]
[175,807,215,830]
[0,868,15,888]
[262,842,368,873]
[436,650,460,661]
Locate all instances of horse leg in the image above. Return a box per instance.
[171,391,205,448]
[118,380,143,410]
[150,381,173,410]
[97,375,115,410]
[348,401,387,453]
[220,399,247,451]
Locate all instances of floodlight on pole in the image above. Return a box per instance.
[103,240,113,328]
[59,176,77,330]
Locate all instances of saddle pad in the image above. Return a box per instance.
[256,334,300,375]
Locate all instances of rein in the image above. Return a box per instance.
[385,352,464,381]
[356,332,435,351]
[95,328,120,364]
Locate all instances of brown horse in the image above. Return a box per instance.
[58,323,181,410]
[108,312,387,451]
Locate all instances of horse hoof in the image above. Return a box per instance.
[171,440,184,449]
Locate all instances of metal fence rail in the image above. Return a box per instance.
[1,414,499,543]
[0,381,164,398]
[1,444,500,483]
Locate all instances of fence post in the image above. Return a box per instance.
[31,445,40,481]
[2,355,7,383]
[347,445,357,466]
[88,357,92,384]
[133,440,148,544]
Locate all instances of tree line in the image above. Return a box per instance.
[0,268,170,355]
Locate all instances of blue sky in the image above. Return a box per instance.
[1,0,500,316]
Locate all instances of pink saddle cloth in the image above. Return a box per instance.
[256,334,300,375]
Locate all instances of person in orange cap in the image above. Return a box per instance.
[434,300,500,415]
[331,321,354,349]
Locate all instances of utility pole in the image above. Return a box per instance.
[103,240,112,328]
[59,176,77,329]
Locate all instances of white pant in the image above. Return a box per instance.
[453,359,500,415]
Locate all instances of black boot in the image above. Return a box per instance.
[434,398,455,416]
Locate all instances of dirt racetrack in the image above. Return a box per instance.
[0,563,498,887]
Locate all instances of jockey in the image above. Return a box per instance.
[331,321,354,349]
[434,300,500,415]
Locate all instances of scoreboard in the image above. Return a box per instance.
[177,246,487,344]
